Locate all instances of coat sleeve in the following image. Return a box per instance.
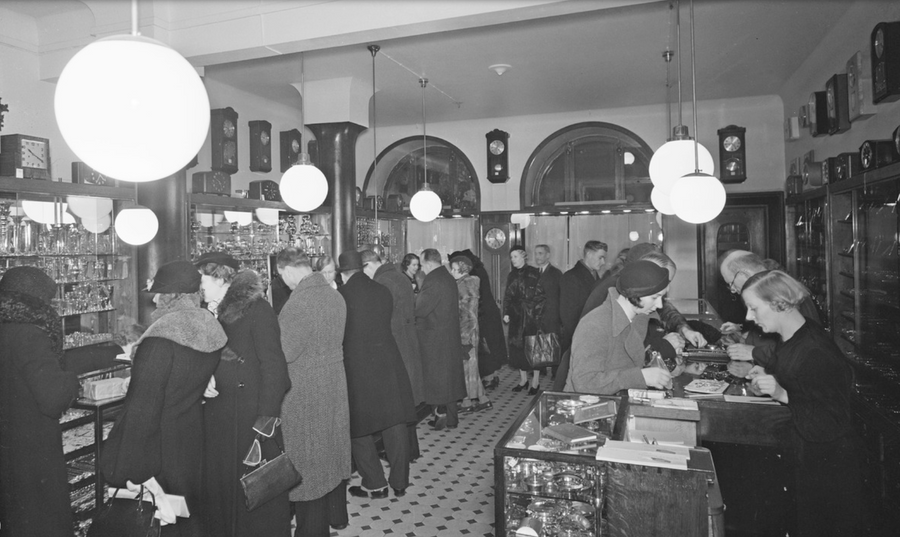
[12,324,79,419]
[415,280,439,320]
[502,274,518,317]
[279,298,304,364]
[658,298,689,333]
[252,300,292,417]
[100,337,173,486]
[569,311,646,395]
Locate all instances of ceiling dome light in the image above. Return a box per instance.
[281,155,328,213]
[55,35,209,182]
[255,208,280,226]
[82,214,111,234]
[22,201,67,225]
[650,183,676,215]
[115,204,159,245]
[649,139,714,187]
[410,188,442,222]
[67,196,113,221]
[671,172,726,224]
[223,210,252,226]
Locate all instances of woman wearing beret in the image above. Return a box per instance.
[101,260,227,537]
[0,266,81,537]
[195,253,292,537]
[565,260,673,395]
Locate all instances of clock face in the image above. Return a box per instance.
[821,162,830,184]
[224,141,236,163]
[223,119,236,138]
[484,227,506,250]
[260,131,270,146]
[211,175,228,192]
[489,140,505,155]
[860,142,873,169]
[723,136,741,152]
[20,139,48,169]
[291,139,300,153]
[826,87,836,119]
[875,28,885,59]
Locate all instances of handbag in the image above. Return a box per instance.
[240,433,302,511]
[524,331,561,368]
[88,485,161,537]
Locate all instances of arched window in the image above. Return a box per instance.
[363,136,480,215]
[520,122,653,211]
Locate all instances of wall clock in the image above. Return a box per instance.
[859,139,896,171]
[784,116,800,141]
[798,105,808,128]
[872,21,900,104]
[248,120,272,172]
[807,92,828,137]
[825,74,850,135]
[484,227,507,250]
[846,50,876,121]
[834,152,861,182]
[72,161,118,187]
[486,129,510,184]
[280,129,302,172]
[211,107,238,174]
[249,179,281,201]
[192,170,232,196]
[821,157,838,185]
[803,159,824,187]
[0,134,51,180]
[893,125,900,156]
[717,125,746,183]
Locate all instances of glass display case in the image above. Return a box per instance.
[785,187,831,330]
[356,211,407,264]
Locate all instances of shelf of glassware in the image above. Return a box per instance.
[793,194,831,329]
[829,188,858,359]
[356,211,407,265]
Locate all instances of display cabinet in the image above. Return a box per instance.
[356,209,407,264]
[785,186,831,329]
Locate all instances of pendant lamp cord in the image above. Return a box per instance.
[131,0,139,36]
[689,0,699,172]
[299,53,305,147]
[369,45,380,235]
[420,78,428,193]
[676,0,682,131]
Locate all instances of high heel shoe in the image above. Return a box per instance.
[511,382,528,392]
[528,386,539,396]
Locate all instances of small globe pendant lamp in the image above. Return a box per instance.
[671,0,726,224]
[281,53,328,213]
[115,202,159,245]
[410,78,442,222]
[54,0,209,182]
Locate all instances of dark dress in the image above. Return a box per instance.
[450,249,508,377]
[769,319,862,537]
[101,301,226,537]
[503,265,545,371]
[559,260,597,352]
[415,266,467,406]
[538,264,562,335]
[0,292,80,537]
[203,272,292,537]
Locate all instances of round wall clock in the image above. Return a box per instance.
[489,140,505,155]
[484,227,506,250]
[223,119,235,138]
[722,136,741,152]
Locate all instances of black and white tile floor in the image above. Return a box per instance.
[332,366,551,537]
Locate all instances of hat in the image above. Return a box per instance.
[616,260,669,299]
[148,261,201,293]
[625,243,659,264]
[194,251,240,270]
[336,250,364,272]
[0,266,57,305]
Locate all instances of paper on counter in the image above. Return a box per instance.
[723,395,781,405]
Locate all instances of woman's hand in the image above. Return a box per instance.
[720,322,743,334]
[203,375,219,398]
[663,332,686,353]
[679,326,707,347]
[726,343,755,361]
[503,315,510,324]
[750,373,788,403]
[642,367,673,390]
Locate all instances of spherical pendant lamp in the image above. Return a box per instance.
[650,183,676,215]
[255,208,280,226]
[223,210,252,226]
[22,201,67,225]
[281,155,328,213]
[671,172,726,224]
[649,140,714,187]
[115,204,158,245]
[55,31,209,182]
[67,196,113,221]
[82,214,112,234]
[510,213,533,228]
[410,187,442,223]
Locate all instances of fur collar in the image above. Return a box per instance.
[0,290,64,360]
[218,270,265,324]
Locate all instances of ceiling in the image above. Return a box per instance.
[203,0,856,127]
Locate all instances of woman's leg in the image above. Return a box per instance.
[531,369,541,388]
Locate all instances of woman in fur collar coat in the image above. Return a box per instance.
[101,261,227,537]
[197,258,292,537]
[0,267,80,537]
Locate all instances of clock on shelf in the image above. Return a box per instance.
[807,91,828,137]
[846,50,876,121]
[825,74,850,135]
[248,120,272,173]
[72,161,118,187]
[872,21,900,104]
[249,179,281,201]
[211,107,238,174]
[486,129,509,184]
[717,125,746,183]
[821,157,838,185]
[803,159,824,187]
[859,139,897,171]
[192,171,232,196]
[834,152,861,182]
[0,134,51,180]
[784,116,800,141]
[280,129,302,172]
[484,227,507,251]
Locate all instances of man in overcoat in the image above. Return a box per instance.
[415,249,467,430]
[534,244,562,378]
[361,249,425,460]
[338,250,417,499]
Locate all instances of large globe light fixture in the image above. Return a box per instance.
[55,17,209,182]
[670,172,726,224]
[410,187,442,222]
[648,139,714,187]
[115,204,159,245]
[650,183,676,215]
[82,214,112,234]
[281,155,328,213]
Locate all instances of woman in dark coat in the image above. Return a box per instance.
[101,261,227,537]
[197,254,292,537]
[503,246,545,395]
[0,266,80,537]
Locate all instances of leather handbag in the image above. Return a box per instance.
[240,433,302,511]
[524,331,561,368]
[88,486,161,537]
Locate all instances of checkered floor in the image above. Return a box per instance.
[332,366,552,537]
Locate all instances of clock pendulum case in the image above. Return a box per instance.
[872,21,900,104]
[717,125,746,184]
[1,134,51,180]
[280,129,302,172]
[807,92,828,137]
[248,120,272,173]
[825,73,850,135]
[211,107,239,174]
[486,129,510,184]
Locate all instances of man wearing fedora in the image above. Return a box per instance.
[337,250,417,499]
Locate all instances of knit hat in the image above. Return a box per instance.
[0,266,57,305]
[336,250,364,272]
[625,242,659,264]
[616,260,669,299]
[194,251,240,270]
[147,260,201,293]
